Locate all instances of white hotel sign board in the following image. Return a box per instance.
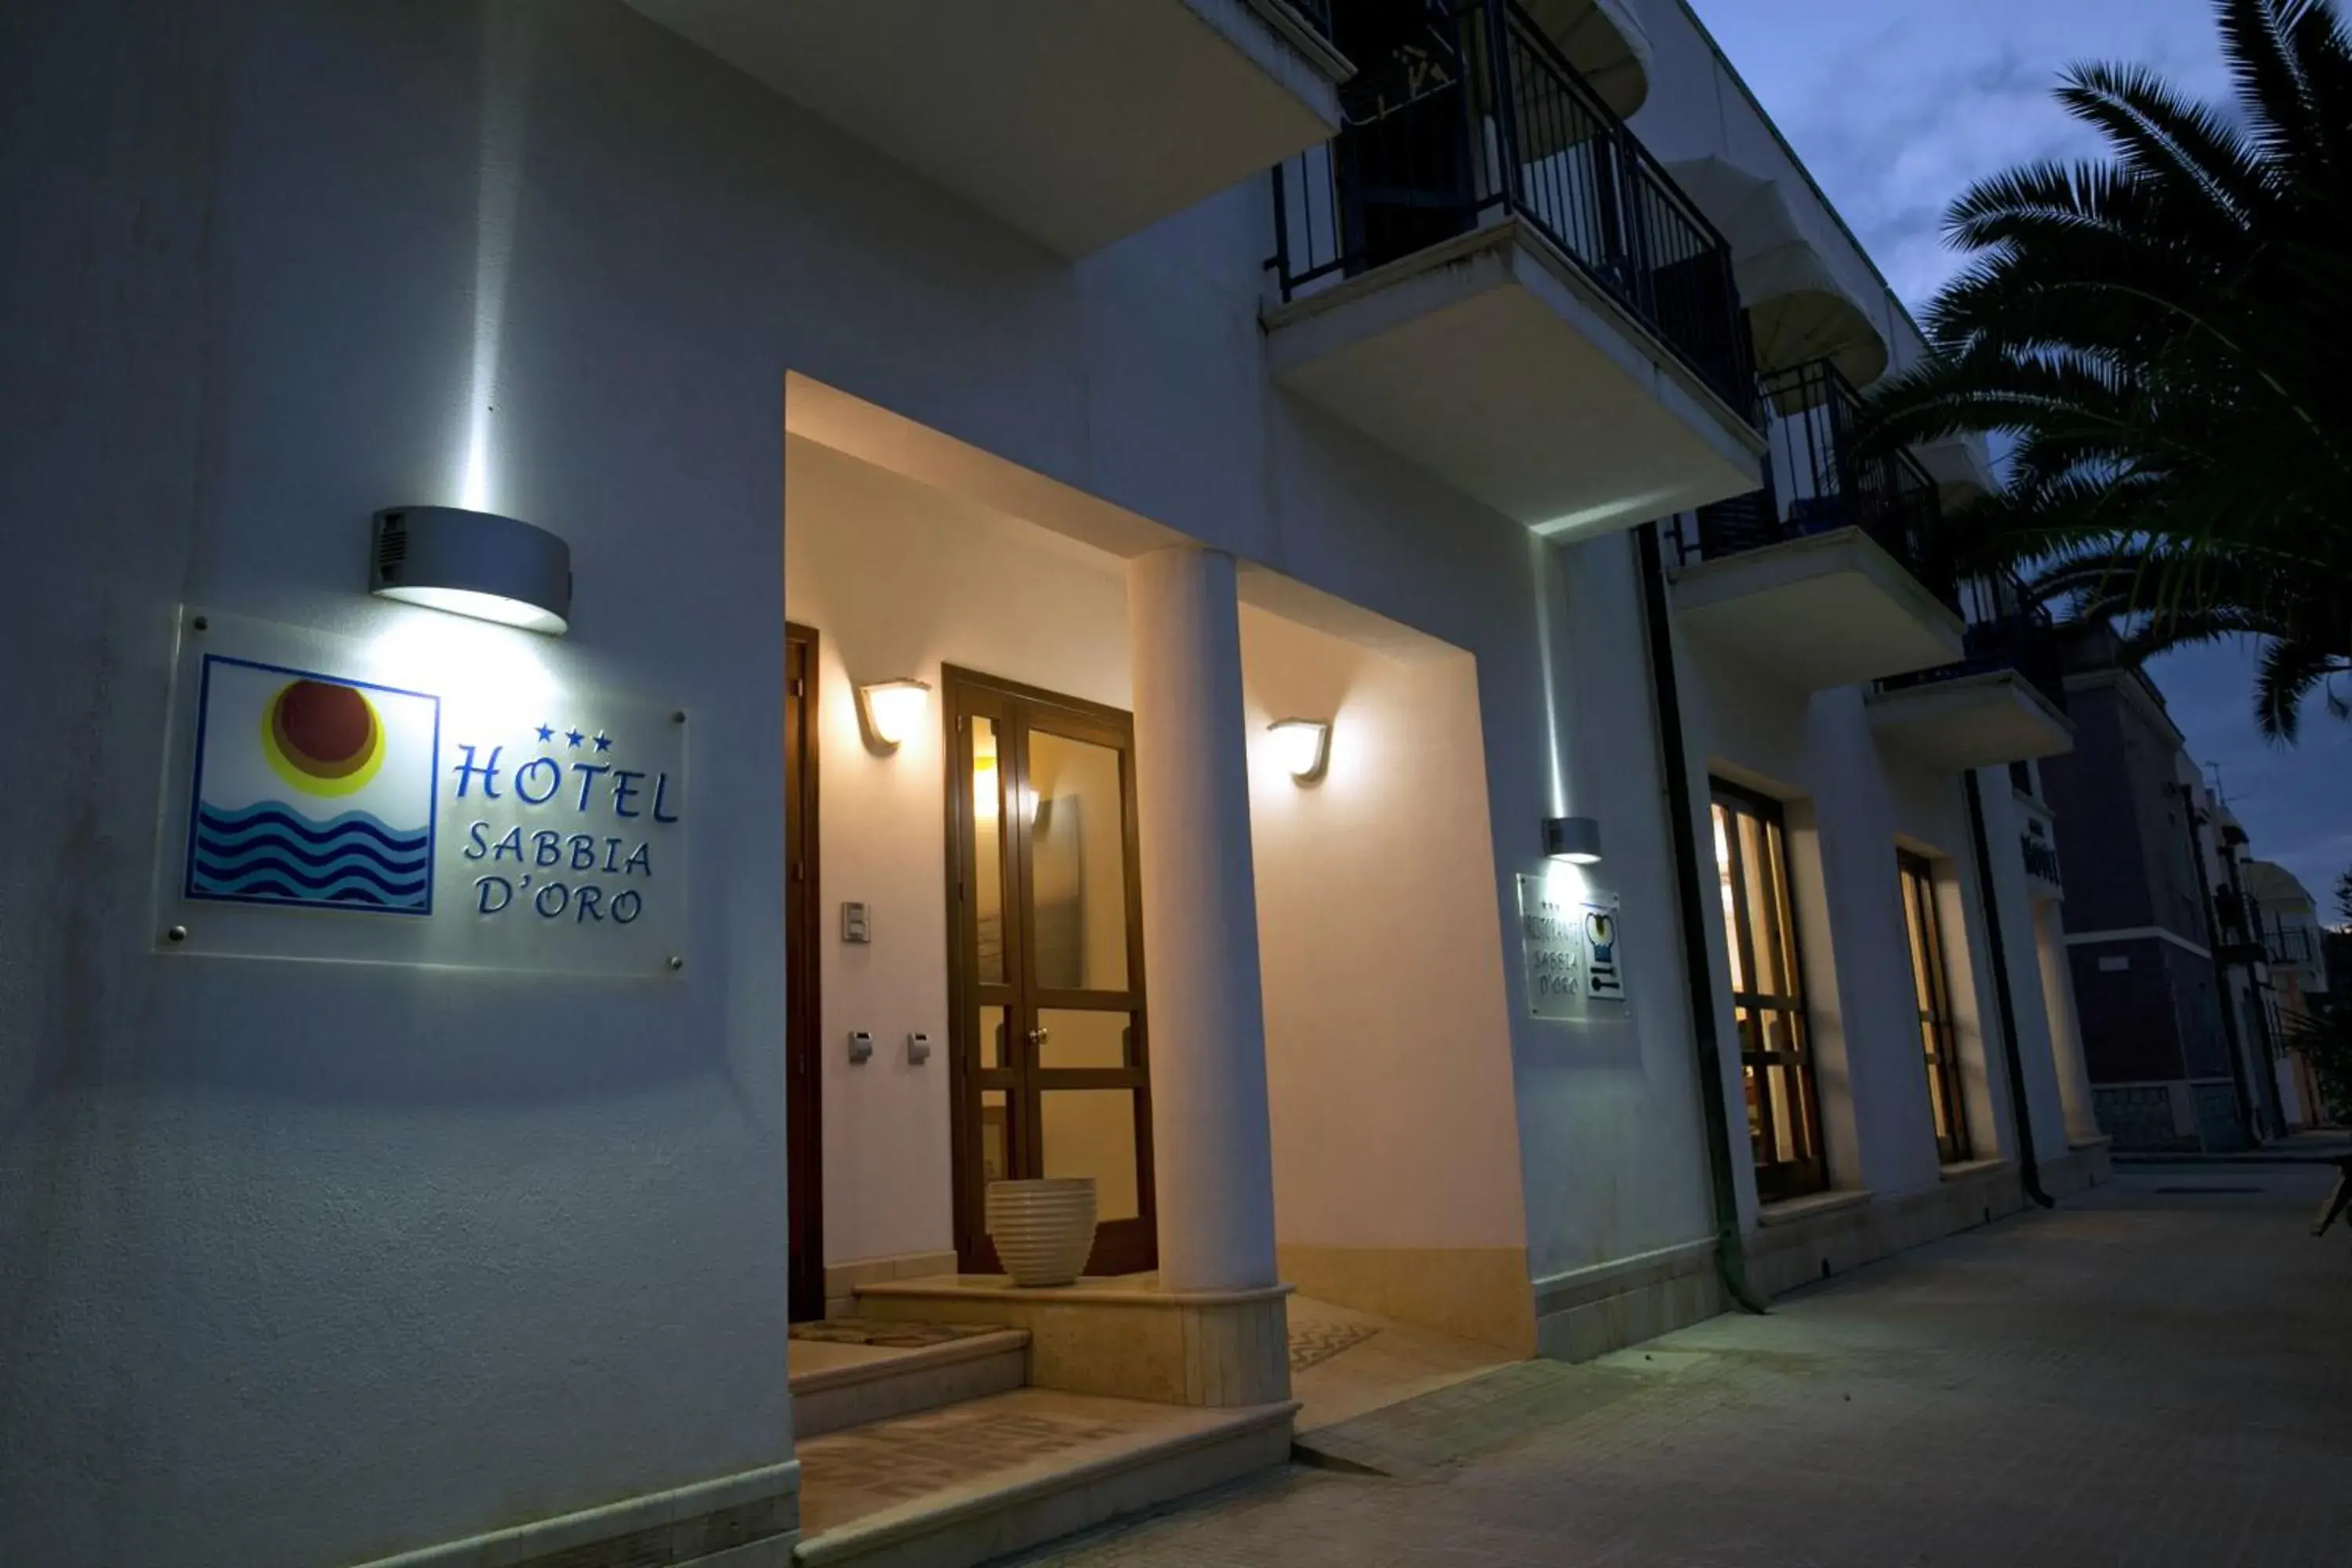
[153,610,687,976]
[1515,873,1627,1022]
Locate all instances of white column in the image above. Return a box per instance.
[1127,546,1278,1292]
[2034,898,2104,1143]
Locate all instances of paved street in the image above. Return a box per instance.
[1018,1167,2352,1567]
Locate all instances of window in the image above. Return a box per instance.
[1711,783,1827,1201]
[1898,851,1970,1163]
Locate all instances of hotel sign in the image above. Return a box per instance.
[1515,874,1626,1022]
[154,610,687,975]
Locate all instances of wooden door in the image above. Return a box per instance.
[945,667,1156,1277]
[785,625,824,1320]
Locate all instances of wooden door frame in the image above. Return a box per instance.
[1709,779,1829,1203]
[785,622,825,1320]
[941,664,1156,1276]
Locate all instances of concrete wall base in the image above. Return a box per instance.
[350,1461,800,1568]
[1746,1161,2027,1300]
[1276,1243,1537,1356]
[1530,1238,1726,1363]
[2042,1138,2113,1199]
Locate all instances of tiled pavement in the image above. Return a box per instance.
[1010,1165,2352,1567]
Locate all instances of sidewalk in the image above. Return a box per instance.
[1012,1165,2352,1567]
[2113,1129,2352,1166]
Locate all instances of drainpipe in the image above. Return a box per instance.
[1636,523,1769,1313]
[2173,783,2261,1145]
[1963,771,2055,1208]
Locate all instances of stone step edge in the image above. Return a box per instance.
[792,1399,1298,1566]
[789,1329,1031,1398]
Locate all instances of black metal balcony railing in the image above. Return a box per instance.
[1265,0,1756,423]
[2266,921,2317,969]
[2214,890,2270,966]
[1675,358,1954,607]
[1877,568,2071,712]
[2020,832,2063,889]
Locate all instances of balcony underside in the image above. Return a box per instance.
[1265,220,1764,537]
[1867,672,2077,769]
[624,0,1346,256]
[1671,527,1964,691]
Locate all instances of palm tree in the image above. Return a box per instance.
[1861,0,2352,739]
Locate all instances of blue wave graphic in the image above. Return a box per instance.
[190,801,430,912]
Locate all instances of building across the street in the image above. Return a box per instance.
[4,3,2114,1566]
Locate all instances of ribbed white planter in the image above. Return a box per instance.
[985,1178,1098,1287]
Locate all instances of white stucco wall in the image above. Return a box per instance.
[1241,608,1530,1255]
[3,1,2079,1559]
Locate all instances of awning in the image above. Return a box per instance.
[1519,0,1652,120]
[1664,156,1890,388]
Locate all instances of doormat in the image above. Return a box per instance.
[790,1317,1010,1348]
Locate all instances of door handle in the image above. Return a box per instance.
[1028,1026,1051,1047]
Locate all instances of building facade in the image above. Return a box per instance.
[2039,628,2273,1150]
[2,2,2101,1565]
[2241,859,2335,1129]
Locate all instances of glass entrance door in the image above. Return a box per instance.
[947,668,1155,1277]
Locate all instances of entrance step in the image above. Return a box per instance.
[793,1389,1295,1568]
[789,1321,1031,1439]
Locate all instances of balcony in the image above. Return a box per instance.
[624,0,1350,256]
[1868,574,2076,770]
[1261,0,1763,538]
[1668,359,1965,691]
[2214,891,2271,969]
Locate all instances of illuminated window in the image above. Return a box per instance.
[1899,852,1970,1163]
[1711,782,1827,1201]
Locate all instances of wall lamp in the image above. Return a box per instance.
[1543,815,1603,866]
[372,506,572,635]
[1268,718,1331,783]
[858,679,931,751]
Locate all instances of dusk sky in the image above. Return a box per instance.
[1686,0,2350,913]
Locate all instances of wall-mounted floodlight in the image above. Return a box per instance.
[371,506,572,635]
[1543,815,1603,865]
[1268,718,1332,783]
[858,679,932,751]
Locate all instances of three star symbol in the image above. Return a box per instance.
[538,724,615,753]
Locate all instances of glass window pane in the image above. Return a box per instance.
[1039,1009,1130,1070]
[980,1088,1010,1184]
[972,718,1007,986]
[979,1004,1005,1071]
[1712,806,1747,993]
[1740,816,1783,994]
[1040,1089,1141,1222]
[1026,730,1129,993]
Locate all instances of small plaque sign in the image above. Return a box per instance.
[155,610,688,975]
[1515,873,1627,1022]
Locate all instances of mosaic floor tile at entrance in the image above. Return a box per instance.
[1007,1167,2352,1567]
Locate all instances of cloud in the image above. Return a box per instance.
[1683,0,2345,885]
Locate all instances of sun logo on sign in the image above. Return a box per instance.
[185,656,441,915]
[260,679,389,797]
